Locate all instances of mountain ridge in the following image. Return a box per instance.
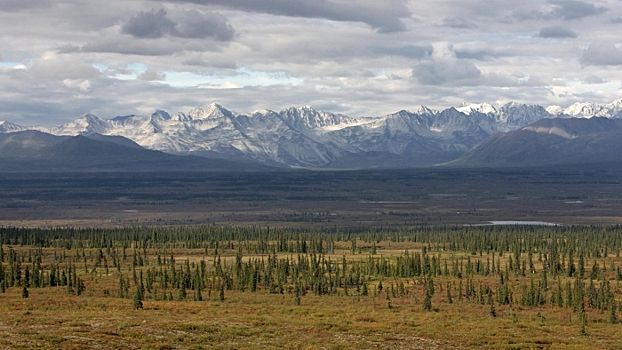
[2,99,622,168]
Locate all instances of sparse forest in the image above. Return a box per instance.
[1,224,622,349]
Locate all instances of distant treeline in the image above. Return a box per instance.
[1,225,622,258]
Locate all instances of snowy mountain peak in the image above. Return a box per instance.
[500,101,525,109]
[280,106,353,130]
[250,109,276,116]
[607,99,622,108]
[563,102,602,118]
[604,99,622,116]
[456,102,497,115]
[187,103,233,120]
[172,112,191,121]
[546,105,564,116]
[81,113,101,122]
[151,110,171,120]
[411,106,438,115]
[0,120,24,133]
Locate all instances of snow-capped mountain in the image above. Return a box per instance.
[0,121,26,133]
[2,99,622,168]
[456,102,497,116]
[547,99,622,118]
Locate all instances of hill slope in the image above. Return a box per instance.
[449,118,622,167]
[0,132,266,172]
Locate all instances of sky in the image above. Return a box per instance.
[1,0,622,125]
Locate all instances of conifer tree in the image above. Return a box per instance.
[488,291,496,317]
[609,298,617,324]
[446,283,453,304]
[219,281,225,301]
[132,289,143,310]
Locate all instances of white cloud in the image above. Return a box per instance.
[412,43,482,85]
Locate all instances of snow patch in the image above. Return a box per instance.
[523,125,574,139]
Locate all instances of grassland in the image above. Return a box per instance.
[1,225,622,349]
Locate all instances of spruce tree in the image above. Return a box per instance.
[488,291,496,317]
[423,290,432,311]
[132,289,143,310]
[609,299,618,324]
[219,282,225,302]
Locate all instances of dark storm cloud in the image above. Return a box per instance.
[162,0,410,33]
[537,25,578,38]
[581,42,622,66]
[122,9,235,41]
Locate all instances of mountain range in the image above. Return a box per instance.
[2,99,622,170]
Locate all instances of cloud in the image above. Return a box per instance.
[182,55,238,69]
[81,24,227,56]
[537,25,578,38]
[122,9,177,39]
[372,45,433,59]
[164,0,410,33]
[122,8,235,41]
[442,17,478,29]
[63,79,93,93]
[549,0,607,20]
[581,42,622,66]
[0,0,52,12]
[580,74,606,84]
[412,43,481,85]
[10,52,101,81]
[172,10,235,41]
[514,0,607,21]
[138,69,166,81]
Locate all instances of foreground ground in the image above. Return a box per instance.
[2,287,616,349]
[1,225,621,349]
